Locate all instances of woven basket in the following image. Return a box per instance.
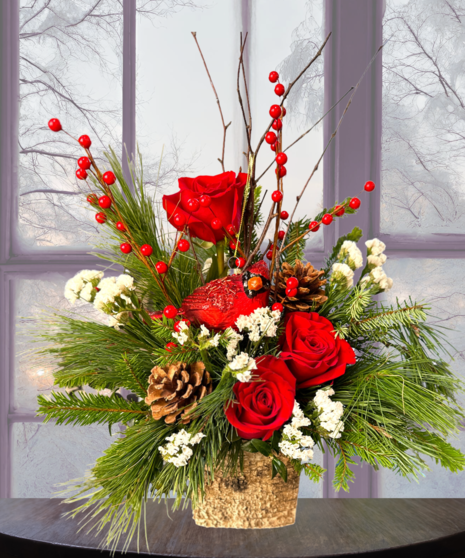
[193,451,300,529]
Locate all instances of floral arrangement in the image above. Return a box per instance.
[37,33,464,552]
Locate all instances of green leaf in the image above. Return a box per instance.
[272,456,288,482]
[246,439,272,457]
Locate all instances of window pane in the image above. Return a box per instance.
[10,422,112,497]
[381,0,465,236]
[18,0,123,251]
[377,258,465,497]
[136,0,324,250]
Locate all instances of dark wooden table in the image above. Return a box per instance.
[1,498,465,557]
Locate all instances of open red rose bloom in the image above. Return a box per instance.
[224,356,296,440]
[162,171,247,244]
[280,312,356,388]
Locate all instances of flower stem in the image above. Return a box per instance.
[217,240,225,277]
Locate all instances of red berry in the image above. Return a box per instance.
[95,212,107,224]
[349,197,361,209]
[364,180,376,192]
[199,195,212,207]
[272,119,283,131]
[229,241,238,250]
[274,83,285,96]
[211,218,222,230]
[187,198,200,212]
[235,257,246,268]
[163,305,178,319]
[87,194,98,205]
[322,213,333,226]
[155,261,168,274]
[78,156,91,170]
[282,107,287,116]
[309,221,320,232]
[78,135,91,149]
[278,230,285,240]
[177,239,190,252]
[165,342,177,352]
[269,71,279,83]
[271,190,283,203]
[141,244,153,256]
[275,165,287,178]
[286,277,299,289]
[120,242,132,254]
[76,168,87,180]
[48,118,62,132]
[173,213,186,227]
[276,152,288,165]
[174,319,191,332]
[286,287,298,297]
[98,195,112,209]
[226,224,236,236]
[265,131,277,145]
[116,221,126,232]
[335,205,345,217]
[269,105,281,118]
[266,250,273,260]
[280,211,289,220]
[102,171,116,185]
[271,302,283,312]
[270,142,278,152]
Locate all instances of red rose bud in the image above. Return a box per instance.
[235,257,246,268]
[78,156,91,170]
[272,119,282,131]
[116,221,126,232]
[271,190,283,203]
[266,250,273,260]
[95,212,107,224]
[187,198,200,212]
[286,277,299,289]
[102,171,116,185]
[155,261,168,274]
[211,218,222,230]
[274,83,285,96]
[322,213,333,225]
[224,355,295,440]
[265,131,277,144]
[163,305,178,319]
[276,152,288,165]
[141,244,153,256]
[309,221,320,232]
[165,342,177,352]
[177,239,190,252]
[334,205,345,217]
[120,242,132,254]
[278,230,285,240]
[279,312,356,388]
[269,71,279,83]
[75,168,87,180]
[78,135,91,149]
[269,104,281,118]
[349,197,361,209]
[280,210,289,220]
[48,118,62,132]
[98,195,112,209]
[364,180,375,192]
[286,287,298,297]
[272,302,283,312]
[87,194,98,205]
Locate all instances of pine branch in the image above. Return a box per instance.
[280,218,310,267]
[37,392,149,427]
[349,303,426,336]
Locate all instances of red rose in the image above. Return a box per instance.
[224,355,296,441]
[162,171,247,244]
[279,312,356,388]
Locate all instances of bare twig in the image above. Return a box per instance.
[192,32,231,172]
[237,33,252,156]
[189,229,205,285]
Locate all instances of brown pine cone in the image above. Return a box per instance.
[145,361,212,424]
[272,260,328,311]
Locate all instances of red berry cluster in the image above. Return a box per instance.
[285,276,299,298]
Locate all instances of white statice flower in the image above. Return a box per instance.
[338,240,363,270]
[172,320,190,345]
[93,274,136,313]
[236,370,253,383]
[313,388,344,439]
[64,269,105,304]
[367,253,387,267]
[224,328,243,361]
[79,282,95,302]
[199,325,210,338]
[116,274,135,291]
[371,266,393,291]
[229,352,257,382]
[235,307,281,343]
[158,429,206,468]
[79,270,104,282]
[108,313,125,330]
[365,238,386,256]
[279,401,315,464]
[64,276,84,304]
[331,263,354,289]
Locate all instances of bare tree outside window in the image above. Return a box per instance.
[382,0,465,234]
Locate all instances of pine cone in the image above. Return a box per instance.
[145,361,212,424]
[272,260,328,311]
